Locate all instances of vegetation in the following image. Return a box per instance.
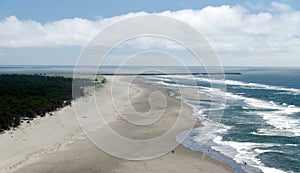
[94,75,107,88]
[0,74,103,132]
[47,74,106,89]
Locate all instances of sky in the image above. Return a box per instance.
[0,0,300,66]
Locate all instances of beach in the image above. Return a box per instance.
[0,76,233,173]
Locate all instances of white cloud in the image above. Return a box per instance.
[0,16,98,47]
[0,3,300,57]
[0,12,148,48]
[270,2,291,12]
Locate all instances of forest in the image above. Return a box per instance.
[0,74,95,132]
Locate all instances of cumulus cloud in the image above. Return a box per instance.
[0,3,300,56]
[0,12,147,47]
[0,16,97,47]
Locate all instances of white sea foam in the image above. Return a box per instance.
[155,80,198,89]
[192,119,231,145]
[250,128,297,137]
[253,148,289,155]
[152,76,298,173]
[151,75,300,95]
[258,166,288,173]
[213,136,265,164]
[194,77,300,95]
[285,144,298,147]
[143,76,175,82]
[199,85,300,137]
[211,136,289,173]
[257,112,300,136]
[153,76,300,137]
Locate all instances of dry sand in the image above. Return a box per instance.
[0,76,233,173]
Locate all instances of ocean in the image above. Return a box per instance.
[1,66,299,173]
[143,67,300,173]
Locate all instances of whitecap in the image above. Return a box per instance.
[194,77,300,95]
[258,166,288,173]
[199,86,300,137]
[211,136,289,173]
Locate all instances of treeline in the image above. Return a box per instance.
[0,74,93,132]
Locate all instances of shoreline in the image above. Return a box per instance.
[146,77,247,173]
[1,75,234,173]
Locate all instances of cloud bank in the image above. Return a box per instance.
[0,2,300,56]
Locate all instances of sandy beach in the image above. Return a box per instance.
[0,76,233,173]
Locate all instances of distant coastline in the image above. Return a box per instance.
[99,72,242,75]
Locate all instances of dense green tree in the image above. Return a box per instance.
[0,74,93,131]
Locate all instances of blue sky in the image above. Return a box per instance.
[1,0,300,22]
[0,0,300,66]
